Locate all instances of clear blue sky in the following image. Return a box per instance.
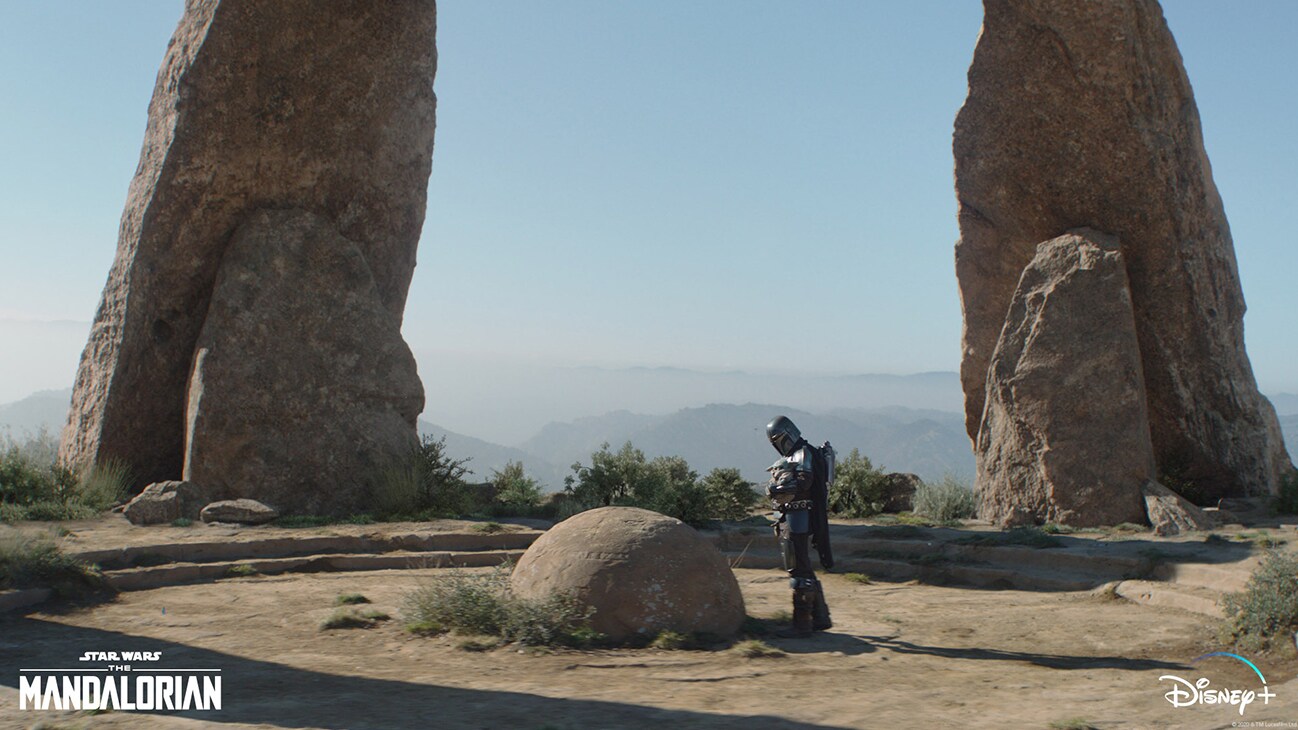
[1,1,1295,404]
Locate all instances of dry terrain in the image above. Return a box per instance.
[1,518,1296,729]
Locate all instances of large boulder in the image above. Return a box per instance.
[976,230,1151,527]
[954,0,1290,502]
[60,0,437,491]
[510,507,745,642]
[122,480,208,526]
[183,209,424,515]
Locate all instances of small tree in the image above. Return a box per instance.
[491,461,543,515]
[827,448,889,518]
[646,455,708,525]
[375,435,472,518]
[701,468,759,522]
[564,442,651,508]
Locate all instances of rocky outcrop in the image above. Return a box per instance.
[510,507,745,642]
[879,473,923,513]
[183,210,424,515]
[122,481,208,525]
[1142,481,1214,536]
[200,499,279,525]
[955,0,1290,503]
[60,0,437,494]
[975,231,1151,527]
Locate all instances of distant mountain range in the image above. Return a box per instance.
[0,388,71,438]
[511,402,976,488]
[6,386,1296,492]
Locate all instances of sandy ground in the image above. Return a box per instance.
[3,563,1296,730]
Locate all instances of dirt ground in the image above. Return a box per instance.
[3,562,1296,730]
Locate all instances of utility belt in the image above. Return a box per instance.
[775,498,813,512]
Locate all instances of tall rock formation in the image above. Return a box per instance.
[954,0,1290,507]
[184,210,425,515]
[976,230,1151,527]
[61,0,437,510]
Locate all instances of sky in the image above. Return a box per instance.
[0,1,1295,423]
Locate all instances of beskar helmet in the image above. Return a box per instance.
[766,415,802,457]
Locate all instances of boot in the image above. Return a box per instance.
[812,584,832,631]
[776,589,815,638]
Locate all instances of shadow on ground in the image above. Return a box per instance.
[2,617,848,730]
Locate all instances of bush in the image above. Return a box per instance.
[490,461,544,515]
[0,532,109,598]
[373,435,473,519]
[914,474,977,522]
[700,468,760,522]
[0,431,132,523]
[1221,550,1298,652]
[1276,469,1298,516]
[402,563,598,647]
[564,442,654,509]
[827,449,889,518]
[404,565,508,636]
[563,443,758,526]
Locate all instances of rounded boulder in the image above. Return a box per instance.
[510,507,745,641]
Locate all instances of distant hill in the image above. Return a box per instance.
[1281,415,1298,460]
[0,388,71,438]
[1270,393,1298,416]
[417,420,570,491]
[517,403,975,485]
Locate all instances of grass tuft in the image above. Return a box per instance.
[402,563,600,647]
[0,532,111,599]
[733,640,785,658]
[335,593,371,606]
[321,609,376,630]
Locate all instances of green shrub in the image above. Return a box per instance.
[373,435,473,519]
[491,461,544,516]
[827,449,889,518]
[500,591,597,646]
[1221,550,1298,652]
[335,593,371,606]
[700,468,759,522]
[0,432,132,522]
[0,532,109,598]
[563,443,760,526]
[564,442,655,510]
[913,475,977,522]
[1276,469,1298,515]
[402,563,598,647]
[404,566,508,636]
